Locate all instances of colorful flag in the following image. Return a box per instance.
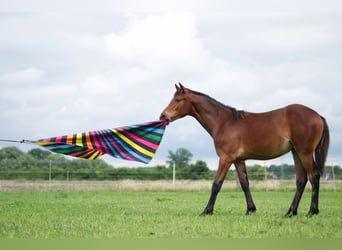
[33,120,168,164]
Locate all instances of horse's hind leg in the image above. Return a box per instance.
[307,162,320,217]
[293,152,320,217]
[234,161,256,215]
[285,150,308,217]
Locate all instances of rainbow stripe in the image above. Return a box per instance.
[35,120,168,164]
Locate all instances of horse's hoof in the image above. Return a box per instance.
[199,209,213,216]
[307,209,319,218]
[245,208,256,215]
[285,212,293,218]
[284,210,297,218]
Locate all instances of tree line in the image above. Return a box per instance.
[0,146,341,181]
[0,147,212,180]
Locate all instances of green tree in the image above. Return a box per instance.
[0,147,35,170]
[0,147,24,161]
[183,160,211,179]
[166,148,193,168]
[28,148,51,159]
[247,165,266,180]
[268,164,295,179]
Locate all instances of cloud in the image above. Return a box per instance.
[200,12,341,56]
[2,67,45,84]
[243,22,337,54]
[102,12,261,106]
[104,12,209,73]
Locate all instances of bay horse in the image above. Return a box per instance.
[160,83,329,217]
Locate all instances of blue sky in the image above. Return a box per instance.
[1,2,342,169]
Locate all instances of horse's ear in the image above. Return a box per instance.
[175,82,186,94]
[179,82,186,93]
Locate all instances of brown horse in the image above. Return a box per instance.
[160,83,329,217]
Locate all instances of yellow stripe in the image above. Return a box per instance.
[75,133,83,146]
[35,141,54,146]
[81,150,97,160]
[110,128,153,157]
[88,151,103,160]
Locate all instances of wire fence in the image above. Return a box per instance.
[0,166,341,180]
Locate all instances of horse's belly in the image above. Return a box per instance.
[239,139,292,160]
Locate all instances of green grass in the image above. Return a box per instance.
[0,189,341,238]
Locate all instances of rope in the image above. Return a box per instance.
[0,139,34,144]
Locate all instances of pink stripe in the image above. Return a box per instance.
[117,128,158,150]
[90,131,102,151]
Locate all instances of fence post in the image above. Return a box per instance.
[332,162,336,193]
[49,160,52,185]
[264,161,268,191]
[172,163,176,185]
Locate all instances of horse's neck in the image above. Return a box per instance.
[190,94,233,137]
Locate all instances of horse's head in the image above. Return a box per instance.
[160,83,193,122]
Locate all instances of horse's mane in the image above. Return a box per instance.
[189,89,245,120]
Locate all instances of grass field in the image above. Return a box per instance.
[0,180,341,238]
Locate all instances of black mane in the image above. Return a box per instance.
[190,89,245,120]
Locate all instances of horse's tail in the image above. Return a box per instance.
[315,116,330,174]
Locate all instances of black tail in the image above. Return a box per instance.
[315,117,330,174]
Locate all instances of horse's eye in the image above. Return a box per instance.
[175,99,182,103]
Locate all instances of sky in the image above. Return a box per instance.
[1,2,342,169]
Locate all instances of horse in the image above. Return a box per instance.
[160,83,330,217]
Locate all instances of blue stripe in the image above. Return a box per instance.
[98,130,124,160]
[45,144,74,150]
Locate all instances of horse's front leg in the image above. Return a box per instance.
[234,160,256,215]
[200,159,231,216]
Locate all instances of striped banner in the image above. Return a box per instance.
[34,120,168,164]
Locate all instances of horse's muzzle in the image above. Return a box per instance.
[160,114,167,120]
[160,114,171,124]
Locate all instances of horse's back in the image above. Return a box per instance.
[232,104,323,160]
[245,104,322,128]
[285,104,322,120]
